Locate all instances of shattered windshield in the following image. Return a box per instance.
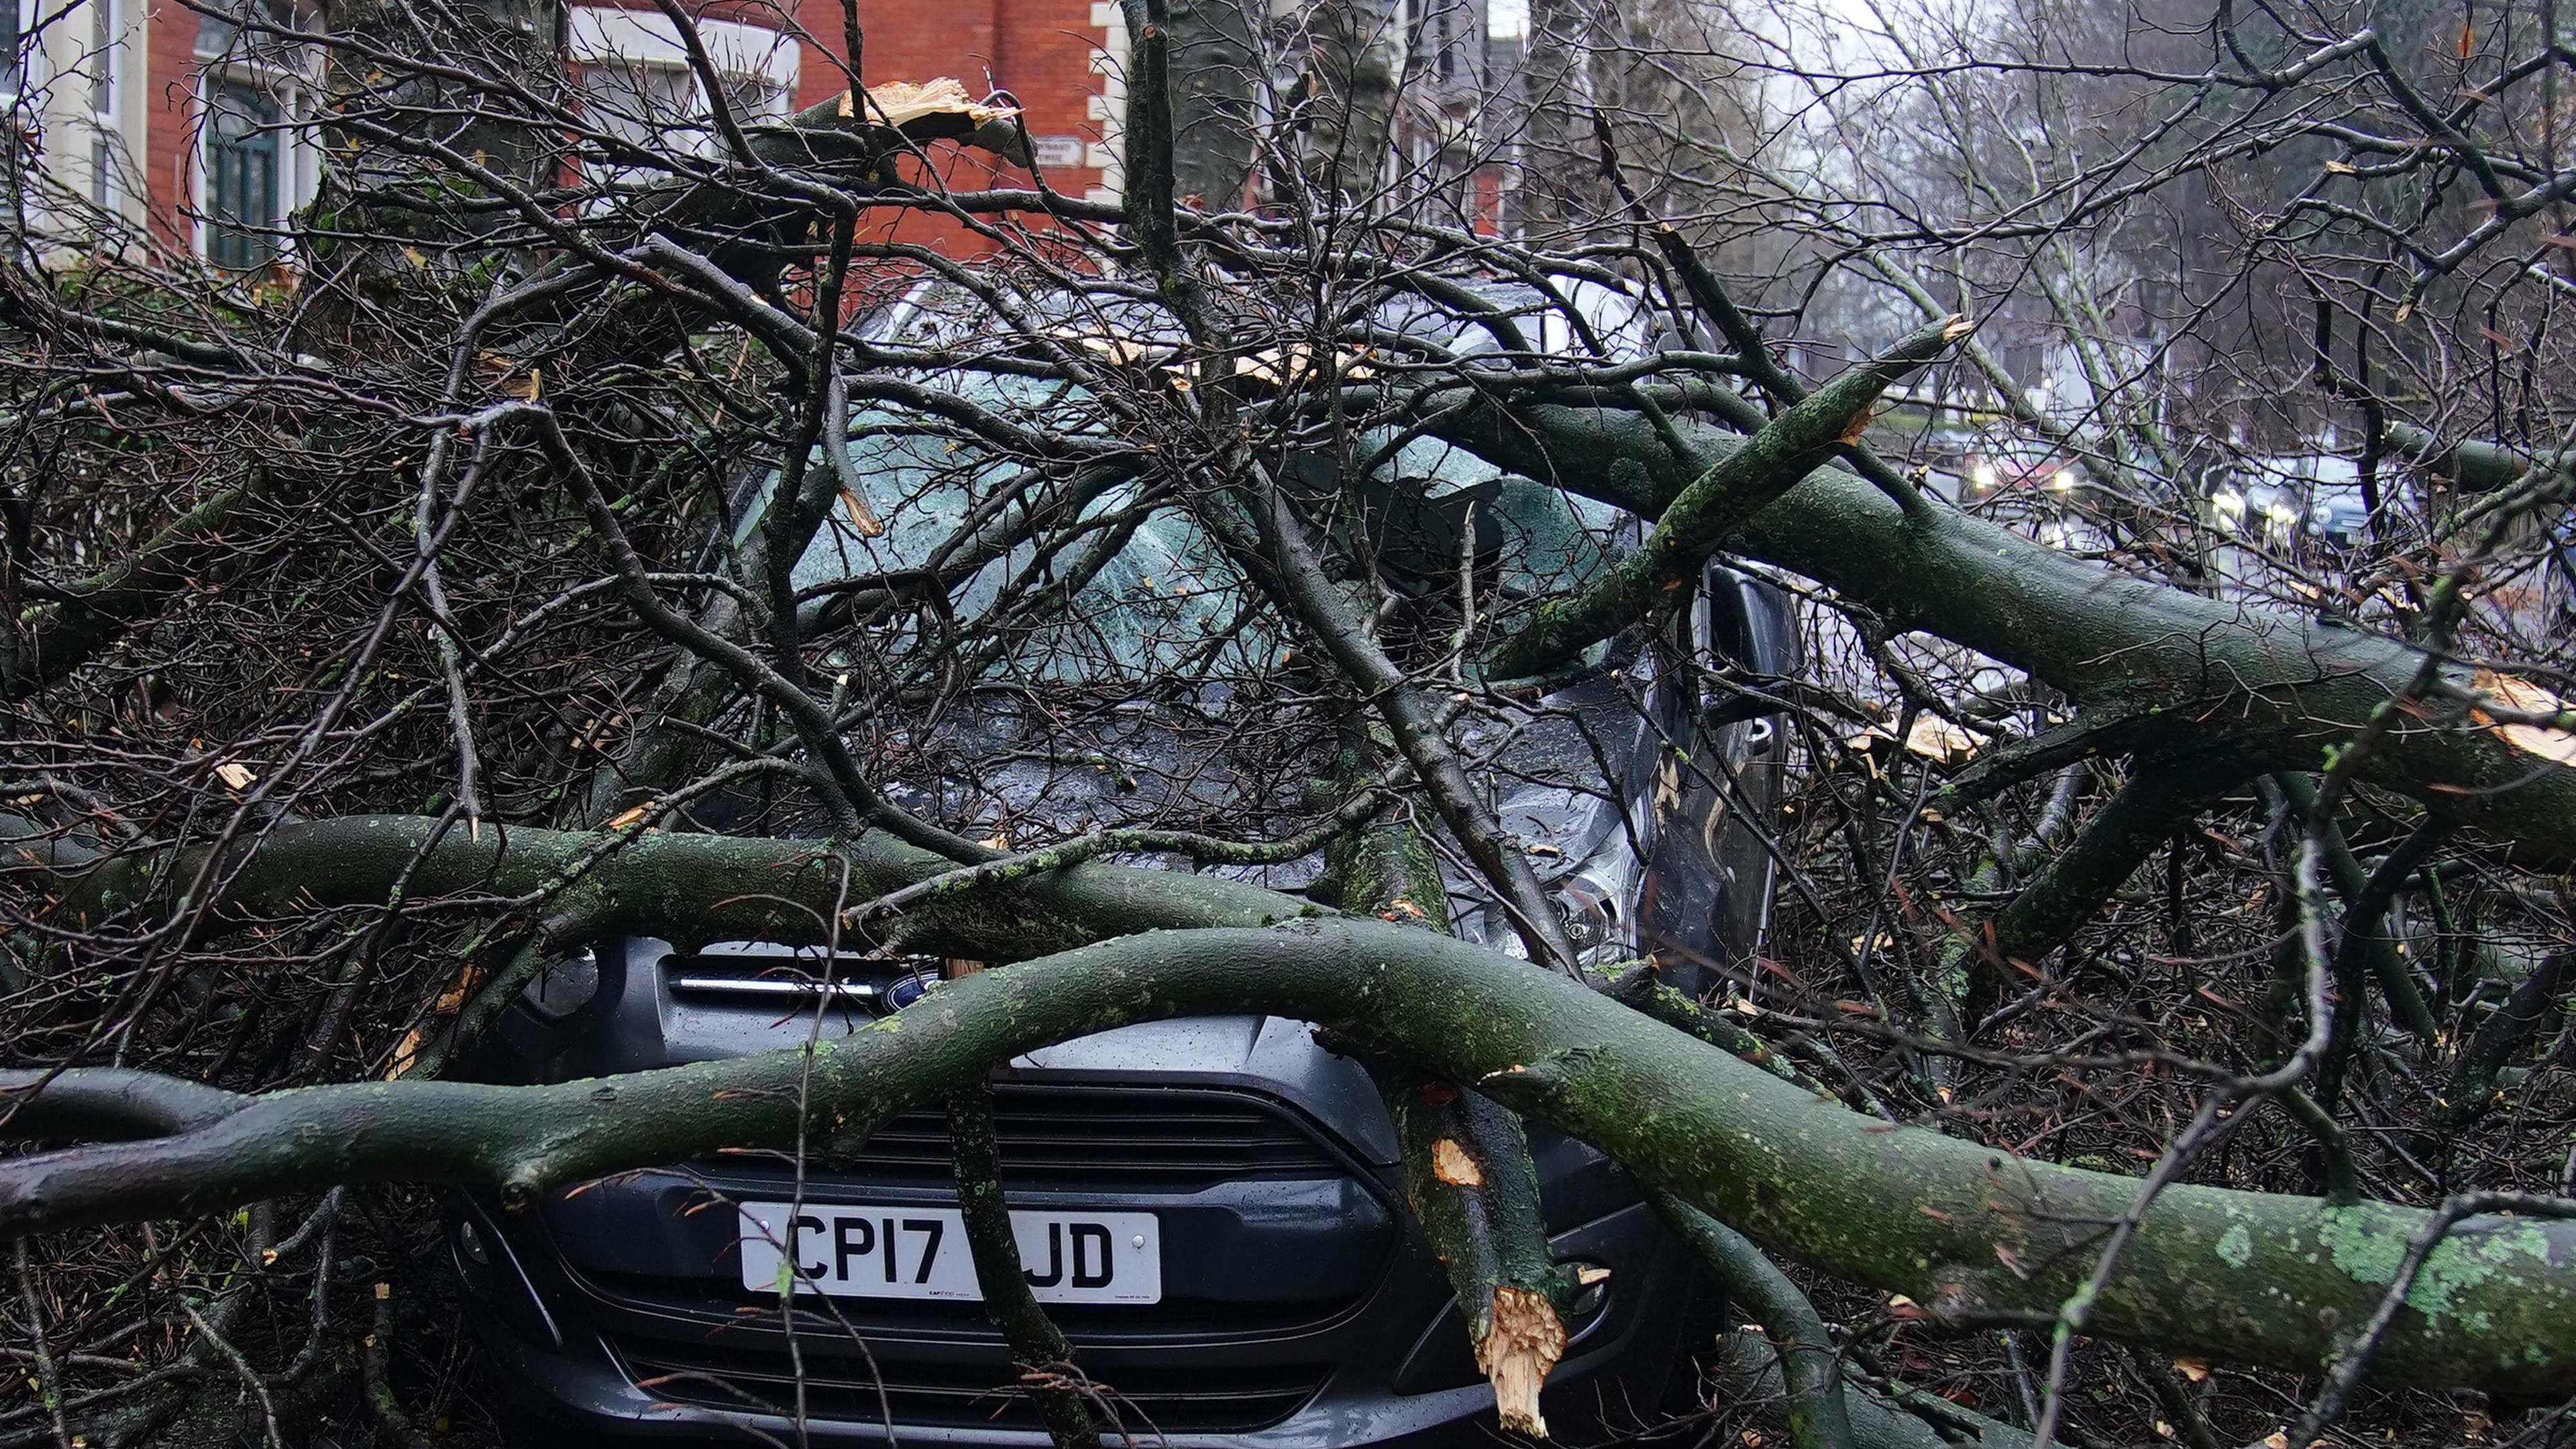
[763,392,1625,682]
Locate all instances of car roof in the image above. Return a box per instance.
[863,273,1664,368]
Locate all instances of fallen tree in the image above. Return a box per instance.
[9,919,2575,1401]
[1433,398,2576,861]
[9,0,2576,1443]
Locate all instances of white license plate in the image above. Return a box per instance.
[737,1203,1161,1304]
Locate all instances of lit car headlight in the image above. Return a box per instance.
[2210,488,2246,533]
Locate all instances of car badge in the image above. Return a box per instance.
[882,969,937,1012]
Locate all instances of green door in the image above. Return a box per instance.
[205,78,280,268]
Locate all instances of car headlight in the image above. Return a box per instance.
[1554,867,1628,963]
[517,945,600,1021]
[1481,835,1640,969]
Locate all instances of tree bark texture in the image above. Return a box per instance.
[7,919,2575,1401]
[1428,400,2576,857]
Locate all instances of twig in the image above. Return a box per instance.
[948,1085,1102,1449]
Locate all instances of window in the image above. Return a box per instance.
[195,1,314,267]
[722,71,787,127]
[2,0,19,97]
[89,0,111,111]
[566,7,797,174]
[204,78,280,267]
[578,56,696,152]
[1406,0,1466,83]
[575,58,786,158]
[89,0,119,207]
[196,0,301,72]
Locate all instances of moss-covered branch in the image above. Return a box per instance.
[1482,318,1967,681]
[7,919,2576,1399]
[1654,1193,1856,1449]
[2381,421,2573,493]
[5,482,258,701]
[1960,759,2241,1012]
[13,812,1310,961]
[1371,1063,1570,1435]
[1327,761,1572,1436]
[1698,1331,2033,1449]
[2271,772,2441,1043]
[1426,401,2576,863]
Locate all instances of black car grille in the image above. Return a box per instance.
[559,1085,1375,1434]
[569,1272,1371,1342]
[822,1084,1347,1187]
[614,1337,1330,1434]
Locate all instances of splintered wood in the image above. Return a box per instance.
[840,76,1018,128]
[1475,1284,1568,1436]
[1430,1137,1484,1187]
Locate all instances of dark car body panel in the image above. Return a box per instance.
[461,1193,1691,1447]
[456,987,1697,1444]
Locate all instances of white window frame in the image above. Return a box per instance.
[567,6,798,156]
[36,0,143,225]
[85,0,118,208]
[1,0,152,244]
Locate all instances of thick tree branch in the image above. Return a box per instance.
[2444,949,2569,1126]
[1427,401,2576,861]
[1981,759,2241,977]
[6,920,2576,1399]
[1699,1330,2033,1449]
[11,813,1309,960]
[1327,755,1571,1435]
[0,1069,244,1140]
[2378,423,2573,493]
[3,481,257,701]
[1597,961,1839,1098]
[1653,1193,1856,1449]
[1628,212,1931,516]
[1482,317,1968,681]
[2271,772,2442,1043]
[1371,1062,1568,1436]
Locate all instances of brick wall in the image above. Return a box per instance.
[139,0,199,247]
[794,0,1116,259]
[117,0,1114,262]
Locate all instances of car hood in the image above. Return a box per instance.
[868,668,1662,900]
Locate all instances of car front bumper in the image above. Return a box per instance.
[460,991,1697,1447]
[455,1183,1693,1448]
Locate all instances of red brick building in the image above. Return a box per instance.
[3,0,1121,264]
